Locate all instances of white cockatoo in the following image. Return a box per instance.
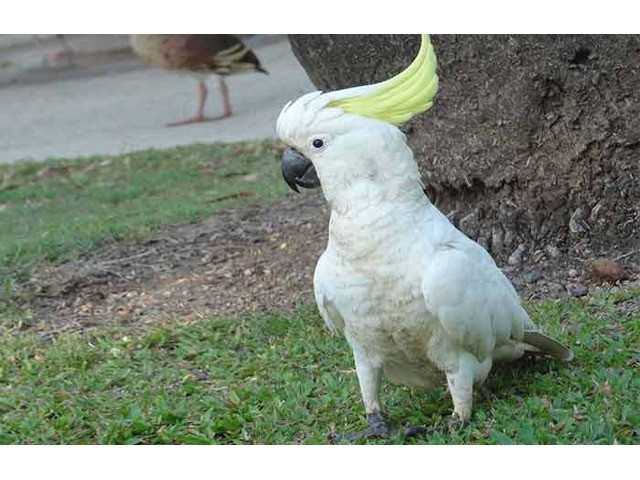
[277,35,572,439]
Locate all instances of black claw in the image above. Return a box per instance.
[447,415,468,432]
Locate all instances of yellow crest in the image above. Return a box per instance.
[327,34,438,126]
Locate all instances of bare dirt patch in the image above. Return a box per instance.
[21,193,328,334]
[16,192,639,337]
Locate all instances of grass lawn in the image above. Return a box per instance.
[0,142,638,444]
[0,140,287,300]
[0,293,638,444]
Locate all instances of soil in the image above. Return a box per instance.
[16,192,639,338]
[18,193,326,335]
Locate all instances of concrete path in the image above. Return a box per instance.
[0,37,314,164]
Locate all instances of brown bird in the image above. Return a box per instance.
[131,34,267,126]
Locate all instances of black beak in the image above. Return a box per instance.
[281,147,321,193]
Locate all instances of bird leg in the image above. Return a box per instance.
[328,350,430,442]
[219,76,232,118]
[329,355,391,442]
[196,79,208,120]
[445,355,475,431]
[167,79,231,127]
[354,350,383,418]
[167,80,208,126]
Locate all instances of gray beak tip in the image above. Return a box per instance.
[287,181,300,194]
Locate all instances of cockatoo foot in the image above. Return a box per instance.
[328,412,391,443]
[447,413,469,432]
[328,413,431,443]
[362,411,393,438]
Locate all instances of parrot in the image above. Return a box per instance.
[277,34,573,440]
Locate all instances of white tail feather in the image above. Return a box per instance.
[522,331,574,362]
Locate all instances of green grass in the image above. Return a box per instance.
[0,141,287,297]
[1,291,638,444]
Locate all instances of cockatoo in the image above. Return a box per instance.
[277,35,573,439]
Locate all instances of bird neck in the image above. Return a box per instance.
[323,142,429,216]
[323,144,433,263]
[327,185,431,264]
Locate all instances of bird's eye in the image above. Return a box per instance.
[312,138,324,149]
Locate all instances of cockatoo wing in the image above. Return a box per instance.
[421,238,533,362]
[421,235,572,362]
[314,248,346,335]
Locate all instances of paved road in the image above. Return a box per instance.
[0,38,314,163]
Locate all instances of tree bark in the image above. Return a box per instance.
[288,35,640,262]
